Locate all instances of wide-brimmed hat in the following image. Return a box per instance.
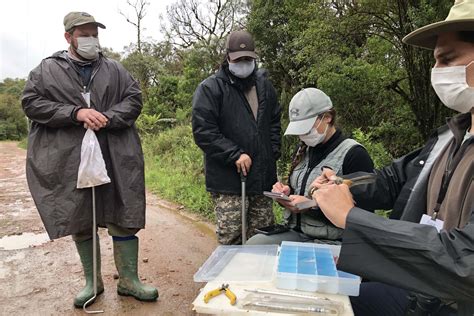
[403,0,474,49]
[284,88,333,136]
[226,31,257,61]
[64,12,106,32]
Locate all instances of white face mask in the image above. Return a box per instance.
[431,63,474,113]
[75,36,101,60]
[299,116,328,147]
[228,60,255,78]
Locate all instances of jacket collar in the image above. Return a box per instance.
[446,112,472,147]
[50,50,102,63]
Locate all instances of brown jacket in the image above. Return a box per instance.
[427,113,473,229]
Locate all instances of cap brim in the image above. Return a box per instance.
[403,19,474,50]
[284,116,317,136]
[228,50,257,61]
[74,21,106,29]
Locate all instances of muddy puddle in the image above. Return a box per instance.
[0,232,49,250]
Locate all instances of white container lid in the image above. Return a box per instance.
[193,245,279,282]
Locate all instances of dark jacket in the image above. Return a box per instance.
[338,112,474,315]
[22,51,145,239]
[192,67,281,195]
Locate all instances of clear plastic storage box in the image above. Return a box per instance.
[193,244,279,282]
[275,241,361,296]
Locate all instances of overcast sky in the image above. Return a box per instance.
[0,0,175,80]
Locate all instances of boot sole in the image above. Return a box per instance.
[73,288,105,308]
[117,289,158,302]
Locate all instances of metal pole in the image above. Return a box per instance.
[241,174,247,245]
[84,187,104,314]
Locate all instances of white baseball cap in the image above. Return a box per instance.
[284,88,333,135]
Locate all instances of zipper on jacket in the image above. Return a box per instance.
[229,78,263,189]
[237,89,258,126]
[85,60,102,93]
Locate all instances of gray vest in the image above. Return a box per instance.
[286,139,362,240]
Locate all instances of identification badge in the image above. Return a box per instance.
[81,92,91,108]
[419,214,444,232]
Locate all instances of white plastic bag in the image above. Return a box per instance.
[77,129,111,189]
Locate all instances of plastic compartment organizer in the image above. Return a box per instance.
[275,241,361,296]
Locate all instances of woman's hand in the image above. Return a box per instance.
[272,181,290,196]
[279,195,312,214]
[272,181,292,205]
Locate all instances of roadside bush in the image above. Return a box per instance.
[0,94,28,140]
[18,137,28,149]
[351,128,393,169]
[136,113,162,136]
[142,125,215,220]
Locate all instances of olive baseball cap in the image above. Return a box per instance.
[284,88,333,135]
[64,12,106,32]
[226,30,257,61]
[403,0,474,50]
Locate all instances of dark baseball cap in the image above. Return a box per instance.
[226,30,257,61]
[64,12,106,32]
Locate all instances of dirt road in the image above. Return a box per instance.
[0,141,217,315]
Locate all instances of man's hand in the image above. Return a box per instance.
[313,184,354,228]
[310,167,337,190]
[235,153,252,176]
[76,108,108,131]
[272,181,290,196]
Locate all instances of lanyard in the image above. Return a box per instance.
[431,140,470,220]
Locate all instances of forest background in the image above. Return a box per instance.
[0,0,456,221]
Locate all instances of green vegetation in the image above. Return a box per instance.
[142,125,215,220]
[0,79,28,140]
[351,129,392,169]
[18,138,28,150]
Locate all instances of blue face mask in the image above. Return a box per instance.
[228,60,255,78]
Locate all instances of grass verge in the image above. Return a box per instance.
[18,137,27,149]
[142,125,215,221]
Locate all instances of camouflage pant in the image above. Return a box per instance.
[212,193,275,245]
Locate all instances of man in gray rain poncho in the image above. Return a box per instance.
[22,12,158,307]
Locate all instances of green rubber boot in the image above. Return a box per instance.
[74,238,104,308]
[113,237,158,301]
